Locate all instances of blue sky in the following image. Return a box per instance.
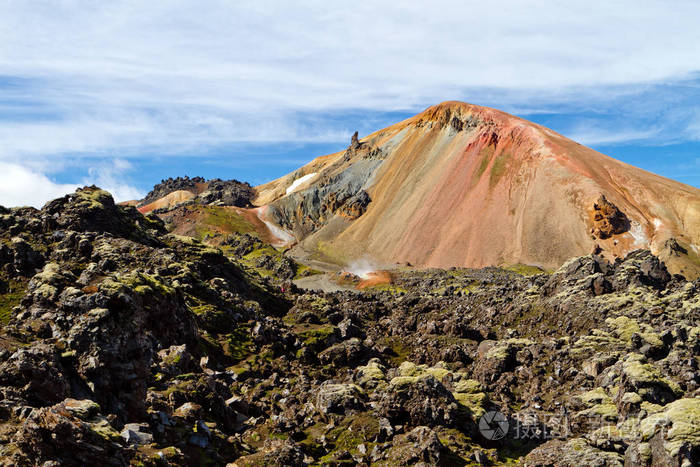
[1,1,700,206]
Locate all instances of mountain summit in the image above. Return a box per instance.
[255,101,700,277]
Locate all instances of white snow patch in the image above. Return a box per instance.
[286,173,317,195]
[653,218,663,229]
[691,244,699,254]
[629,221,648,246]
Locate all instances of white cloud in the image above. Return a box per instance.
[0,1,698,171]
[0,162,78,208]
[0,159,142,208]
[82,159,144,202]
[566,127,662,146]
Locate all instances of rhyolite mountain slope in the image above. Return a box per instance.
[255,101,700,278]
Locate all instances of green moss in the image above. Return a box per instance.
[0,280,26,324]
[576,403,619,421]
[606,316,641,341]
[297,325,335,351]
[386,339,412,366]
[364,282,408,294]
[222,327,253,362]
[485,344,510,360]
[121,272,175,296]
[389,375,423,389]
[189,303,239,333]
[319,413,379,460]
[577,387,613,406]
[454,392,488,419]
[622,354,682,399]
[640,398,700,457]
[397,361,450,380]
[356,360,387,385]
[74,187,112,209]
[453,379,482,394]
[89,416,121,442]
[503,263,547,276]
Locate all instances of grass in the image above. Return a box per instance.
[194,206,258,240]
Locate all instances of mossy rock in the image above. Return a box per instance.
[355,359,387,387]
[577,387,613,406]
[621,354,682,403]
[639,398,700,460]
[297,325,336,351]
[576,403,619,422]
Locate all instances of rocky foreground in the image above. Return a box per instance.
[0,187,698,466]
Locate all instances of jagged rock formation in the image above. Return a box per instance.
[256,101,700,278]
[591,195,630,239]
[264,134,381,237]
[137,177,255,213]
[0,186,698,465]
[140,176,207,206]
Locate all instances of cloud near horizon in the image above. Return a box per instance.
[0,160,143,209]
[1,0,700,206]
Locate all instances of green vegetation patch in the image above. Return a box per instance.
[473,145,495,184]
[297,325,336,351]
[195,206,258,239]
[0,279,27,324]
[503,263,548,276]
[489,151,511,187]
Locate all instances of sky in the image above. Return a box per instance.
[1,0,700,207]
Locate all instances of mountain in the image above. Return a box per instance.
[255,101,700,278]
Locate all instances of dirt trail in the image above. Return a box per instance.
[293,273,357,293]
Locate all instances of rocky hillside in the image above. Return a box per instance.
[135,176,256,214]
[0,186,697,465]
[256,101,700,279]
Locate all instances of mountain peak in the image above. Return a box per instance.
[256,102,700,278]
[414,100,523,128]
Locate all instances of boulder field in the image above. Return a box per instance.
[0,187,697,465]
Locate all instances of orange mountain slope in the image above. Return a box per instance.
[255,101,700,278]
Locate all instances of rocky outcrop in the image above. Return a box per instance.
[139,176,206,206]
[138,176,255,212]
[195,178,256,207]
[591,195,630,239]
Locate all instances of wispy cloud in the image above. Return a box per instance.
[82,159,144,202]
[566,127,662,146]
[0,0,699,202]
